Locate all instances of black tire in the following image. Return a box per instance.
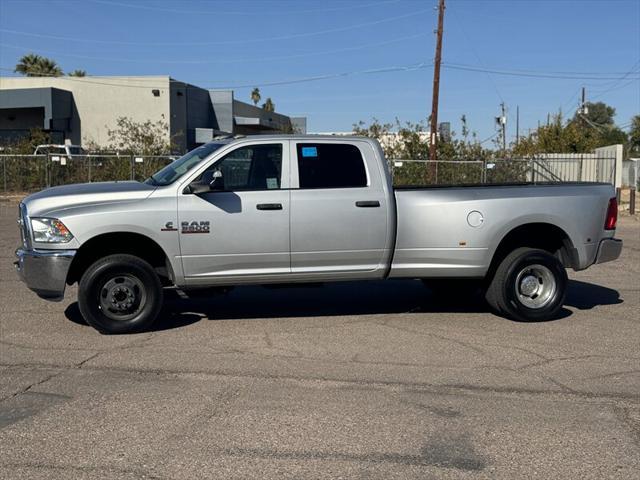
[78,254,163,334]
[485,247,567,322]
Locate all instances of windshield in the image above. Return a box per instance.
[145,143,225,186]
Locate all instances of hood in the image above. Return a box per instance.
[22,181,156,217]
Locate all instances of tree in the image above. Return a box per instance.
[515,102,629,156]
[250,88,261,106]
[3,128,51,154]
[105,117,177,155]
[573,101,616,126]
[353,118,494,185]
[460,114,469,140]
[14,53,63,77]
[262,98,275,112]
[68,70,87,77]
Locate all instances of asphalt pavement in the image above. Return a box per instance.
[1,200,638,479]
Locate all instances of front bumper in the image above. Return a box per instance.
[14,248,76,301]
[594,238,623,264]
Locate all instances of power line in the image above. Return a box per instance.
[3,59,636,89]
[591,60,640,99]
[577,113,607,132]
[442,63,640,80]
[583,59,640,89]
[479,131,499,145]
[0,8,431,47]
[560,88,580,114]
[0,62,432,90]
[88,0,401,15]
[0,32,430,65]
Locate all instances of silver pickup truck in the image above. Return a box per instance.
[15,135,622,334]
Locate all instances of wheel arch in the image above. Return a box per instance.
[66,232,174,286]
[486,222,576,282]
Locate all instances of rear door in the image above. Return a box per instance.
[178,140,290,283]
[289,140,389,277]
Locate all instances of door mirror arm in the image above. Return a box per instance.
[209,170,223,189]
[184,170,224,194]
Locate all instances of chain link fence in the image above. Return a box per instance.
[0,154,176,193]
[0,153,617,194]
[389,155,617,187]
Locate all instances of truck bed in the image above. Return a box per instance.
[389,182,615,278]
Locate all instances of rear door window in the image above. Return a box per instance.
[296,143,367,189]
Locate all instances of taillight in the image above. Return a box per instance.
[604,197,618,230]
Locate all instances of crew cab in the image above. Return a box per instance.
[15,135,622,333]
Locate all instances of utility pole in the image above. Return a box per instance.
[579,87,588,115]
[515,105,519,148]
[429,0,445,170]
[500,102,507,151]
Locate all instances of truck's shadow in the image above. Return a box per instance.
[65,279,623,332]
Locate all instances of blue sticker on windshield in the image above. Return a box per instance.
[301,147,318,157]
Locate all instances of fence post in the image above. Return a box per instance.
[88,155,92,183]
[2,157,6,193]
[46,154,51,188]
[131,155,135,181]
[579,155,584,181]
[529,158,534,183]
[630,188,636,215]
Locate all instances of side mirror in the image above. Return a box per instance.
[184,170,224,194]
[209,170,223,189]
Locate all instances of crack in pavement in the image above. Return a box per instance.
[0,371,62,404]
[2,362,638,403]
[374,320,490,358]
[0,350,104,403]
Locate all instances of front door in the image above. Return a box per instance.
[178,141,290,283]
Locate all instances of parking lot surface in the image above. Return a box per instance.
[1,201,638,479]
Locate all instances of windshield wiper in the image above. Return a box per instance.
[145,174,160,186]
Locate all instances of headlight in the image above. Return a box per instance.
[30,218,74,243]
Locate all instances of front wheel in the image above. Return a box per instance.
[485,247,567,322]
[78,254,163,334]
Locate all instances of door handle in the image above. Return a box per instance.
[355,200,380,208]
[256,203,283,210]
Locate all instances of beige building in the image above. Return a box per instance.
[0,76,305,153]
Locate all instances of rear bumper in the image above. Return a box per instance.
[14,248,76,301]
[594,238,623,265]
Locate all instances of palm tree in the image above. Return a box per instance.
[14,54,63,77]
[262,98,275,112]
[68,70,87,77]
[250,88,261,106]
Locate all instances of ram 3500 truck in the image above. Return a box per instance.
[15,135,622,334]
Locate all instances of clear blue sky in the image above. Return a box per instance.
[1,0,638,143]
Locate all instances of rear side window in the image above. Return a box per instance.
[297,143,367,189]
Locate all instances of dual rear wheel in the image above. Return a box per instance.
[485,247,568,322]
[424,247,568,322]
